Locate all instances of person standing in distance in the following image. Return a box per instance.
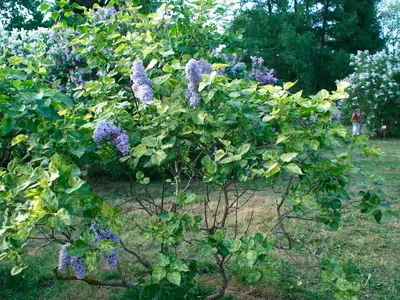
[351,110,362,135]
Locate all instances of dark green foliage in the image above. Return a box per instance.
[230,0,384,94]
[70,0,106,7]
[0,0,52,30]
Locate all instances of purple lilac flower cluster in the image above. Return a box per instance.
[245,165,251,176]
[58,243,71,271]
[90,7,117,21]
[47,29,82,67]
[249,56,278,85]
[232,62,246,78]
[130,60,154,105]
[58,243,86,279]
[199,58,212,75]
[219,52,244,77]
[70,68,85,87]
[70,256,86,279]
[300,115,317,127]
[332,112,341,122]
[110,131,130,156]
[185,58,212,107]
[185,59,202,107]
[90,224,120,269]
[93,121,130,155]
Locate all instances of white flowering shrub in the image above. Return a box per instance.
[342,50,400,136]
[0,27,52,57]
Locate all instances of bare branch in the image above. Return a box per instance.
[120,240,152,270]
[245,210,254,233]
[53,267,136,288]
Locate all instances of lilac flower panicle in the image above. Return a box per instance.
[189,92,201,107]
[93,121,120,143]
[251,56,258,68]
[310,115,317,123]
[93,121,130,155]
[70,256,86,279]
[104,247,119,268]
[58,243,71,271]
[130,60,146,81]
[99,228,111,239]
[248,56,278,85]
[59,243,86,279]
[130,60,154,105]
[135,85,154,105]
[185,59,202,83]
[110,130,130,156]
[185,58,212,107]
[90,225,121,268]
[108,233,121,243]
[199,58,212,75]
[232,53,238,62]
[91,7,116,21]
[221,53,229,62]
[90,223,102,242]
[332,113,341,122]
[132,76,152,92]
[232,62,246,78]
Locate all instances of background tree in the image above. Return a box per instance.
[230,0,384,94]
[378,0,400,53]
[0,0,52,30]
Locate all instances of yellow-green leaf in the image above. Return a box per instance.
[215,149,225,161]
[283,80,297,90]
[284,163,303,175]
[11,134,28,146]
[280,153,298,162]
[264,162,280,178]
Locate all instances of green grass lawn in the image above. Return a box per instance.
[1,138,399,300]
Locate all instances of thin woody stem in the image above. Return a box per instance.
[53,267,136,288]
